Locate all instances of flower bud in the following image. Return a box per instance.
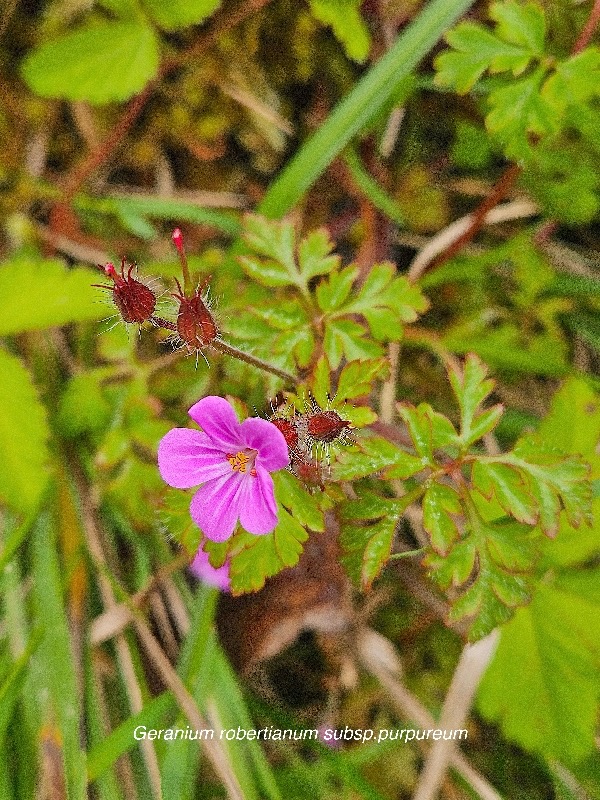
[270,417,299,450]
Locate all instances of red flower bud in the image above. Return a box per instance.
[93,258,156,324]
[173,278,218,351]
[307,410,350,443]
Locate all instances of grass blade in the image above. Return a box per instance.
[258,0,477,218]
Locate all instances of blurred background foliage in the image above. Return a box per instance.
[1,0,600,798]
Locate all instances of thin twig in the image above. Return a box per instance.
[412,631,500,800]
[379,341,400,424]
[357,628,504,800]
[408,200,538,282]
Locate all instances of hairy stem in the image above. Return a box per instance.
[212,340,297,384]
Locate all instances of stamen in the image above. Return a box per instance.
[226,451,249,473]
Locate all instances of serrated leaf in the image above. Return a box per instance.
[487,69,557,159]
[478,571,600,764]
[489,0,545,53]
[0,256,108,334]
[472,461,538,525]
[428,511,538,639]
[0,349,50,514]
[423,483,462,554]
[316,265,359,313]
[332,434,424,481]
[297,228,340,281]
[335,358,389,401]
[309,0,371,63]
[229,507,308,594]
[340,517,396,589]
[310,355,331,409]
[449,354,496,447]
[323,318,382,368]
[238,255,295,288]
[273,470,325,532]
[21,22,159,104]
[336,264,428,338]
[142,0,221,30]
[436,23,532,92]
[542,49,600,114]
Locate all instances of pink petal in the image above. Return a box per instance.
[238,467,278,535]
[240,417,290,471]
[190,473,244,542]
[190,548,230,591]
[188,396,243,451]
[158,428,231,488]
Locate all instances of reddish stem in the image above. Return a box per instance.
[572,0,600,53]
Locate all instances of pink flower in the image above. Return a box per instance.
[158,396,289,542]
[190,548,231,591]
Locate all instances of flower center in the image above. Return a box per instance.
[226,449,257,477]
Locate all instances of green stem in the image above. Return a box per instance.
[389,547,426,560]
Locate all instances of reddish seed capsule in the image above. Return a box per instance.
[271,417,299,450]
[307,410,350,443]
[173,278,218,351]
[94,258,156,324]
[291,454,324,491]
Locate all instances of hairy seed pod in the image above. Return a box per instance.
[270,417,299,450]
[307,410,350,443]
[94,259,156,324]
[173,279,218,350]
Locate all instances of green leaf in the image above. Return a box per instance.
[309,0,371,63]
[478,570,600,764]
[335,358,389,401]
[335,263,429,338]
[339,489,418,587]
[297,228,340,281]
[449,354,497,447]
[142,0,221,30]
[397,402,458,463]
[487,69,557,159]
[508,438,592,534]
[158,488,201,557]
[332,434,423,481]
[21,22,159,104]
[0,255,108,334]
[542,48,600,114]
[427,513,538,640]
[273,471,325,532]
[340,517,397,589]
[489,0,545,53]
[258,0,478,217]
[436,23,533,93]
[323,318,382,368]
[57,369,112,438]
[316,266,359,313]
[422,483,462,555]
[0,349,50,515]
[229,508,308,594]
[472,461,538,525]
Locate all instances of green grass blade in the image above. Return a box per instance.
[344,147,406,225]
[258,0,477,218]
[32,512,87,800]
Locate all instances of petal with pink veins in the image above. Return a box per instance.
[188,396,243,451]
[158,428,231,488]
[238,467,278,535]
[190,473,244,542]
